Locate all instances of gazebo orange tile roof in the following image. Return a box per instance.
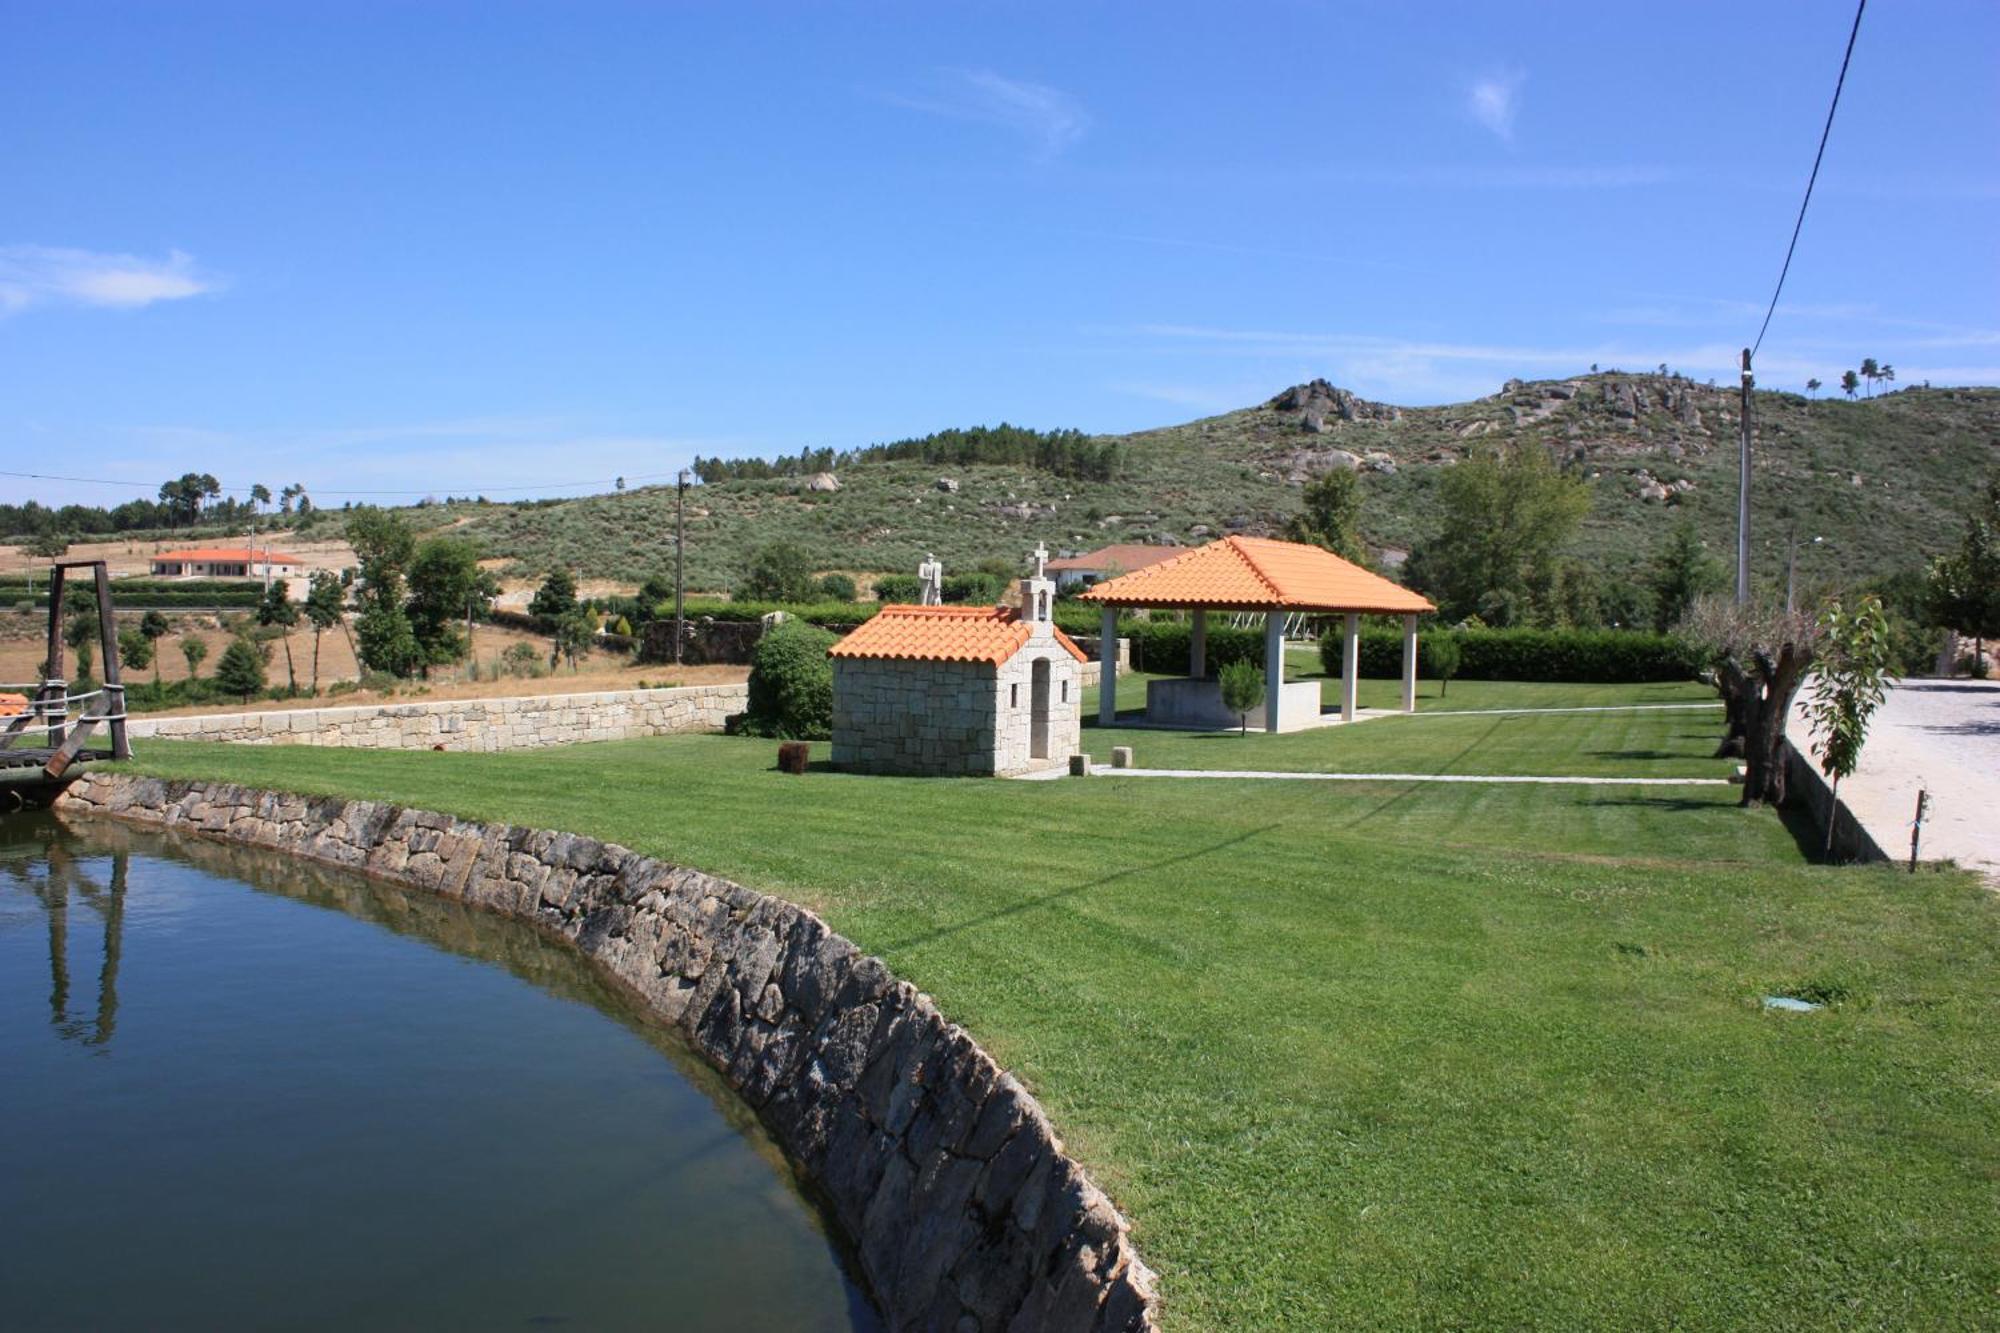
[829,604,1088,666]
[0,693,27,717]
[1077,535,1435,614]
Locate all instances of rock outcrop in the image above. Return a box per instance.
[56,773,1159,1333]
[1270,379,1401,429]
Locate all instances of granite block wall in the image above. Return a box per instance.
[55,772,1158,1333]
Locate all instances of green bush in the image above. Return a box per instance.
[1126,620,1264,675]
[942,573,1006,605]
[1326,626,1700,683]
[742,619,837,739]
[872,574,922,603]
[213,637,268,702]
[816,573,858,602]
[737,542,817,602]
[1217,660,1265,733]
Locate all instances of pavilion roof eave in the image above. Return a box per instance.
[1078,596,1434,615]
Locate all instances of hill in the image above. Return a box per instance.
[447,374,2000,600]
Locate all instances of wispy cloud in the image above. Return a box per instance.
[0,244,218,315]
[1468,69,1525,143]
[882,69,1088,159]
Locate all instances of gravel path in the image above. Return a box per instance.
[1791,679,2000,884]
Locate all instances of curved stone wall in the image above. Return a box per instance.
[55,772,1158,1333]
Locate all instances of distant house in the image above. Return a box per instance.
[1043,543,1183,591]
[829,551,1084,777]
[149,547,304,579]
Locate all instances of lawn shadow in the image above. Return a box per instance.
[877,823,1284,954]
[1584,795,1738,814]
[1588,749,1685,761]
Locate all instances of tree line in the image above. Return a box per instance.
[691,423,1123,485]
[1,475,314,543]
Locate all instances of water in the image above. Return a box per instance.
[0,812,881,1332]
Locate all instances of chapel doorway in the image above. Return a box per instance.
[1029,659,1051,760]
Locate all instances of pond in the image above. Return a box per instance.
[0,811,881,1332]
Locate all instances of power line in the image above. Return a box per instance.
[1751,0,1866,359]
[0,467,691,500]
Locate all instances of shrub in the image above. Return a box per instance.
[872,573,922,603]
[1426,634,1463,697]
[738,542,817,602]
[1328,626,1700,683]
[213,637,267,702]
[1128,620,1264,674]
[1217,660,1265,733]
[742,619,837,739]
[817,573,858,602]
[942,573,1005,605]
[674,598,878,628]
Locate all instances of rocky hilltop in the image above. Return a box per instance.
[451,375,2000,595]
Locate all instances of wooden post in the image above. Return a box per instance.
[1190,607,1207,679]
[1401,614,1419,713]
[42,564,67,750]
[1098,604,1118,727]
[1341,613,1360,722]
[1264,611,1283,733]
[92,562,129,761]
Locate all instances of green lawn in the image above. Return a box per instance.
[123,693,1998,1331]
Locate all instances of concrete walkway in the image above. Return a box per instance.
[1020,767,1725,786]
[1790,679,2000,884]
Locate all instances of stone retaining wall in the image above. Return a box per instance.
[1782,739,1889,863]
[126,684,748,752]
[56,772,1157,1333]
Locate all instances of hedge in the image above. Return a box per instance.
[663,599,879,628]
[4,589,263,610]
[1323,627,1701,683]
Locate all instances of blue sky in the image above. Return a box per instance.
[5,1,1996,507]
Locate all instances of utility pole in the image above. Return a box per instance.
[1736,347,1754,604]
[674,469,691,665]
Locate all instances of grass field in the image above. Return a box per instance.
[125,690,1999,1330]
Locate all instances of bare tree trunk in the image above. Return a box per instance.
[281,632,296,695]
[1825,773,1840,856]
[310,629,321,694]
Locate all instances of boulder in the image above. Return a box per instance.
[805,472,841,493]
[934,477,959,493]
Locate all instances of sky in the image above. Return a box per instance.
[4,0,1997,509]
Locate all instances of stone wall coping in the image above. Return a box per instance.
[127,683,744,734]
[55,771,1158,1333]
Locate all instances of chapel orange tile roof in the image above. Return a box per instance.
[1077,535,1435,614]
[0,693,27,717]
[829,604,1088,666]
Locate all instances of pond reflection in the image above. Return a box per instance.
[0,813,880,1333]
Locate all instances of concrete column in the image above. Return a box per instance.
[1264,611,1284,733]
[1098,605,1118,727]
[1341,613,1360,722]
[1190,608,1208,679]
[1401,614,1419,713]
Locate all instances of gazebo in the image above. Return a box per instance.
[1078,535,1437,733]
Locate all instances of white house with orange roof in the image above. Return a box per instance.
[149,546,303,579]
[829,547,1084,776]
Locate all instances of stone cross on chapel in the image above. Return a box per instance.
[1022,541,1055,627]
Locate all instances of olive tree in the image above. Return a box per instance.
[1684,596,1821,807]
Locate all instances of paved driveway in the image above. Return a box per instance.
[1792,679,2000,884]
